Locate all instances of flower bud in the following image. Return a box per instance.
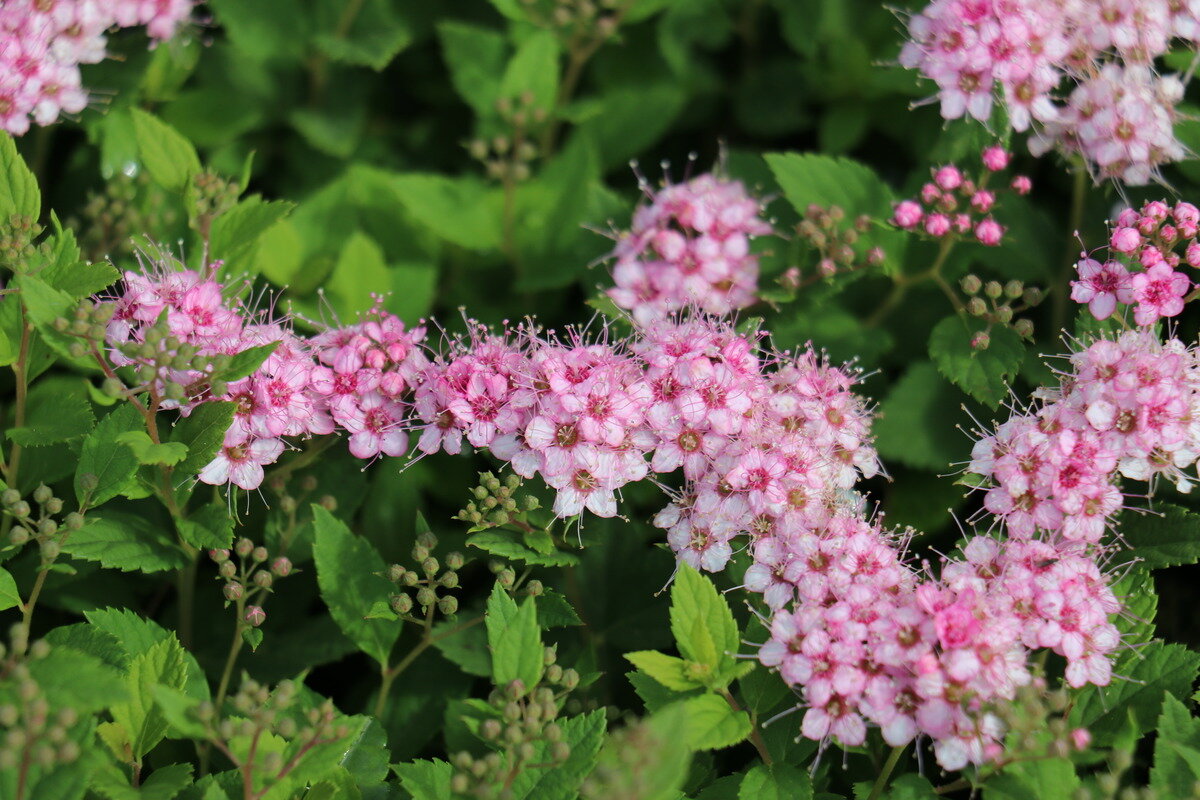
[9,501,29,519]
[0,489,20,506]
[43,498,62,515]
[1014,319,1034,339]
[966,297,987,317]
[561,669,579,690]
[506,680,526,701]
[438,596,458,616]
[270,557,292,577]
[960,274,982,295]
[251,546,268,563]
[984,280,1003,299]
[971,332,991,351]
[421,556,439,576]
[525,579,543,597]
[552,742,571,762]
[223,582,244,601]
[440,571,459,589]
[387,564,406,583]
[32,485,52,504]
[235,537,254,557]
[39,539,60,560]
[416,587,437,608]
[8,528,29,546]
[244,606,266,627]
[254,570,273,589]
[481,719,502,740]
[63,512,84,530]
[219,561,237,579]
[499,569,516,588]
[390,593,413,615]
[37,519,57,537]
[995,306,1013,324]
[275,717,297,738]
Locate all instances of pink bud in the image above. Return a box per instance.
[1140,245,1166,268]
[818,258,837,277]
[970,190,995,213]
[1138,216,1159,236]
[1175,202,1200,226]
[1010,175,1032,195]
[1116,207,1139,227]
[1145,200,1170,221]
[975,218,1003,246]
[866,247,885,265]
[1187,242,1200,268]
[934,165,963,191]
[244,606,266,627]
[1161,224,1178,244]
[1070,728,1091,751]
[892,200,924,229]
[1111,227,1142,253]
[780,266,801,289]
[981,145,1010,171]
[920,183,941,204]
[924,213,951,237]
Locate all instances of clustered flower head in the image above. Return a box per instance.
[891,147,1028,247]
[0,0,193,135]
[899,0,1196,184]
[607,172,772,324]
[1072,200,1198,324]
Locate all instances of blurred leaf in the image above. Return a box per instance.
[985,758,1079,800]
[570,84,687,171]
[0,567,17,612]
[1152,694,1200,798]
[116,431,189,466]
[389,174,501,251]
[172,402,236,478]
[670,693,750,750]
[210,197,296,273]
[928,316,1023,408]
[130,109,201,193]
[111,636,190,760]
[314,0,413,70]
[874,361,970,471]
[208,0,311,61]
[326,231,391,317]
[0,132,39,218]
[739,764,812,800]
[625,651,701,692]
[437,22,508,114]
[27,647,127,713]
[501,30,560,112]
[7,378,94,446]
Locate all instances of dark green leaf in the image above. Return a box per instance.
[739,764,813,800]
[172,402,236,478]
[395,759,453,800]
[467,531,580,566]
[1070,643,1200,745]
[6,376,94,446]
[76,405,143,506]
[0,566,19,612]
[928,316,1024,408]
[1151,694,1200,797]
[1122,504,1200,570]
[437,22,507,113]
[62,513,188,573]
[177,503,235,550]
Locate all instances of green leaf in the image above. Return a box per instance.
[886,775,938,800]
[928,316,1024,408]
[62,513,189,573]
[177,503,235,550]
[313,0,412,70]
[437,22,507,113]
[93,761,195,800]
[670,693,751,750]
[0,133,39,218]
[26,646,128,713]
[1151,694,1200,797]
[985,758,1079,800]
[1070,642,1200,745]
[116,431,189,466]
[76,405,143,507]
[739,764,813,800]
[45,623,127,669]
[670,564,739,685]
[1122,504,1200,570]
[535,589,582,628]
[395,759,453,800]
[153,685,209,739]
[210,197,296,272]
[111,636,190,759]
[0,566,20,612]
[326,231,391,317]
[590,704,692,800]
[242,627,264,652]
[485,582,543,693]
[431,618,491,677]
[130,109,202,192]
[625,651,703,692]
[467,531,580,566]
[511,710,605,800]
[874,361,970,472]
[172,402,236,478]
[500,30,559,112]
[389,174,501,251]
[570,84,687,171]
[312,505,399,667]
[764,151,905,271]
[6,377,95,446]
[215,342,280,383]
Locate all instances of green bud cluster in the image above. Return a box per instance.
[456,472,540,530]
[469,93,546,185]
[0,214,43,273]
[71,173,177,262]
[209,539,292,630]
[3,484,80,566]
[792,204,886,285]
[0,628,80,772]
[450,647,578,799]
[516,0,623,53]
[579,715,667,799]
[385,528,464,620]
[959,274,1044,348]
[188,170,240,232]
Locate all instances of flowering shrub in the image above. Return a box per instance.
[6,2,1200,800]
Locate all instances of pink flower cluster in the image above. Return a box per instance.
[607,174,772,325]
[891,147,1029,246]
[0,0,192,134]
[1072,200,1198,324]
[899,0,1197,184]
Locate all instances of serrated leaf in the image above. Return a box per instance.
[131,109,201,192]
[625,651,703,692]
[45,624,126,669]
[62,513,188,573]
[1122,504,1200,570]
[739,764,813,800]
[671,693,751,750]
[76,404,142,506]
[510,710,605,800]
[312,505,399,667]
[500,30,559,112]
[928,316,1024,408]
[467,531,580,566]
[242,627,264,652]
[0,566,19,612]
[670,564,739,685]
[210,197,296,272]
[485,582,542,693]
[535,589,582,628]
[112,635,190,759]
[1070,642,1200,745]
[437,22,507,114]
[1151,694,1200,797]
[26,646,127,712]
[172,402,235,478]
[215,342,279,383]
[116,431,189,466]
[177,503,234,550]
[0,133,39,218]
[395,759,453,800]
[985,757,1079,800]
[886,774,938,799]
[6,377,94,446]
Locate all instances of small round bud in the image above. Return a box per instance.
[1004,280,1023,299]
[275,717,297,738]
[39,539,60,560]
[235,537,254,557]
[37,519,57,537]
[499,569,516,588]
[387,564,406,583]
[440,571,459,589]
[28,639,50,659]
[224,582,244,601]
[244,606,266,627]
[481,719,502,740]
[1023,286,1043,306]
[971,332,991,351]
[421,556,439,576]
[561,669,579,690]
[101,377,125,398]
[966,297,987,317]
[525,579,543,597]
[32,485,52,504]
[984,280,1003,299]
[219,561,237,579]
[254,570,274,589]
[8,500,29,519]
[960,274,982,295]
[270,557,292,577]
[1014,318,1034,339]
[438,596,458,616]
[251,546,268,563]
[445,552,465,570]
[552,742,571,762]
[416,587,437,608]
[319,495,337,511]
[451,774,471,794]
[8,527,29,546]
[63,512,84,530]
[995,305,1013,324]
[42,498,62,515]
[0,489,20,506]
[390,593,413,615]
[299,475,318,492]
[506,680,526,701]
[546,664,563,683]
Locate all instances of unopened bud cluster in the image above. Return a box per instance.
[449,648,579,799]
[209,538,293,628]
[3,484,81,565]
[188,170,240,236]
[72,173,177,262]
[0,627,80,772]
[0,214,43,272]
[51,296,117,362]
[456,472,541,530]
[994,678,1092,767]
[385,529,464,619]
[789,204,885,286]
[191,677,350,782]
[959,274,1043,348]
[518,0,622,48]
[470,93,546,185]
[579,715,666,799]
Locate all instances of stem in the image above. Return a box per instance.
[214,623,246,715]
[867,746,906,800]
[2,313,32,510]
[867,237,958,327]
[1053,163,1088,333]
[720,690,772,766]
[373,614,484,718]
[20,569,48,631]
[177,554,199,650]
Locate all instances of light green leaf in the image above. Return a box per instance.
[625,651,703,692]
[312,505,399,667]
[589,704,692,800]
[215,342,279,383]
[886,774,938,799]
[112,636,190,759]
[467,531,580,566]
[116,431,189,466]
[985,758,1079,800]
[313,0,412,70]
[0,566,20,612]
[670,564,739,685]
[62,513,189,573]
[510,710,605,800]
[172,401,236,478]
[928,316,1024,408]
[26,646,127,713]
[500,30,559,112]
[437,22,507,113]
[130,109,201,192]
[395,759,454,800]
[389,174,501,251]
[153,685,209,739]
[326,231,390,317]
[1151,694,1200,797]
[739,763,813,800]
[670,693,751,751]
[0,133,39,218]
[431,618,491,677]
[76,405,142,506]
[485,582,542,693]
[210,197,296,272]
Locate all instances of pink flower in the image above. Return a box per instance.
[198,429,285,491]
[1131,263,1190,325]
[1070,258,1133,320]
[1110,226,1142,253]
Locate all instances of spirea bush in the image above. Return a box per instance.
[9,1,1200,799]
